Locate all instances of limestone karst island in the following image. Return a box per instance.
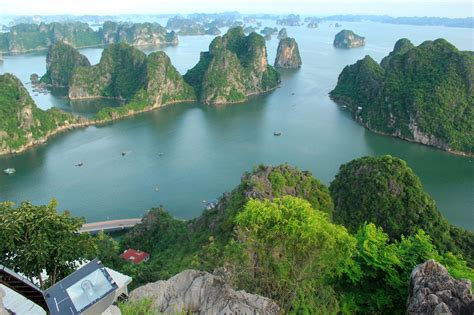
[0,1,473,315]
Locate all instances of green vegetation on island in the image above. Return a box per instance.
[0,22,101,53]
[1,157,473,313]
[69,43,148,100]
[0,21,178,54]
[116,159,472,313]
[184,27,280,104]
[330,38,474,155]
[67,43,196,121]
[101,21,178,46]
[333,29,365,48]
[0,73,82,154]
[40,42,91,87]
[329,155,474,266]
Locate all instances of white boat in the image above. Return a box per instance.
[3,168,16,175]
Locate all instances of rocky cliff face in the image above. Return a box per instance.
[333,30,365,48]
[129,270,280,315]
[69,43,147,100]
[407,260,474,315]
[1,22,102,53]
[68,43,194,106]
[101,21,178,46]
[0,21,177,54]
[183,27,280,105]
[146,51,196,106]
[274,37,302,68]
[0,73,81,154]
[277,28,288,40]
[41,42,90,87]
[330,38,474,155]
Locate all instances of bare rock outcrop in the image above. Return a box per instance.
[333,30,365,48]
[274,37,302,69]
[129,270,280,314]
[407,260,474,315]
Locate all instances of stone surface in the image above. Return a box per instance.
[129,270,280,314]
[0,287,8,315]
[101,305,122,315]
[102,21,178,46]
[407,260,474,315]
[274,37,302,68]
[277,28,288,40]
[333,30,365,48]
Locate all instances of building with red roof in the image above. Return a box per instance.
[120,249,150,264]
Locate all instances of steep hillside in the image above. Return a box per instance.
[184,27,280,104]
[330,38,474,155]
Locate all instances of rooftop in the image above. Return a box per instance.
[120,249,150,264]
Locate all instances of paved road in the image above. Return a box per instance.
[79,218,141,233]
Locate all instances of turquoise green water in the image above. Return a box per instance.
[0,21,473,230]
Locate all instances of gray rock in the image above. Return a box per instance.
[407,259,474,315]
[333,30,365,49]
[274,37,302,69]
[129,269,280,314]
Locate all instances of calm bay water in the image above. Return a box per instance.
[0,21,473,230]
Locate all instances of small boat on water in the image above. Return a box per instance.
[155,187,160,192]
[158,152,164,157]
[274,132,282,136]
[76,162,84,167]
[3,168,16,175]
[122,151,127,156]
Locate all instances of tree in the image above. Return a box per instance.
[0,200,94,289]
[90,231,123,270]
[224,196,355,313]
[337,223,474,314]
[329,155,474,266]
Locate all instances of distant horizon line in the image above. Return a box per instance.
[0,13,472,20]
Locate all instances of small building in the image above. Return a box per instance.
[120,249,150,264]
[1,259,132,315]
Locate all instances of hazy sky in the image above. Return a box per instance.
[0,0,472,18]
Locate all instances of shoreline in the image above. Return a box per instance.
[0,97,196,157]
[330,96,473,158]
[1,42,178,56]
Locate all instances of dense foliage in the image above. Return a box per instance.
[225,196,354,313]
[329,155,474,266]
[0,73,79,152]
[184,27,280,104]
[330,38,474,154]
[0,21,176,54]
[41,42,91,87]
[338,223,473,314]
[67,44,195,121]
[0,200,94,289]
[0,22,101,53]
[101,21,177,46]
[333,30,365,48]
[2,159,473,313]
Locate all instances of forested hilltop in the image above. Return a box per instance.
[330,38,474,155]
[0,28,280,154]
[0,73,88,155]
[183,27,280,104]
[1,156,473,314]
[0,21,178,54]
